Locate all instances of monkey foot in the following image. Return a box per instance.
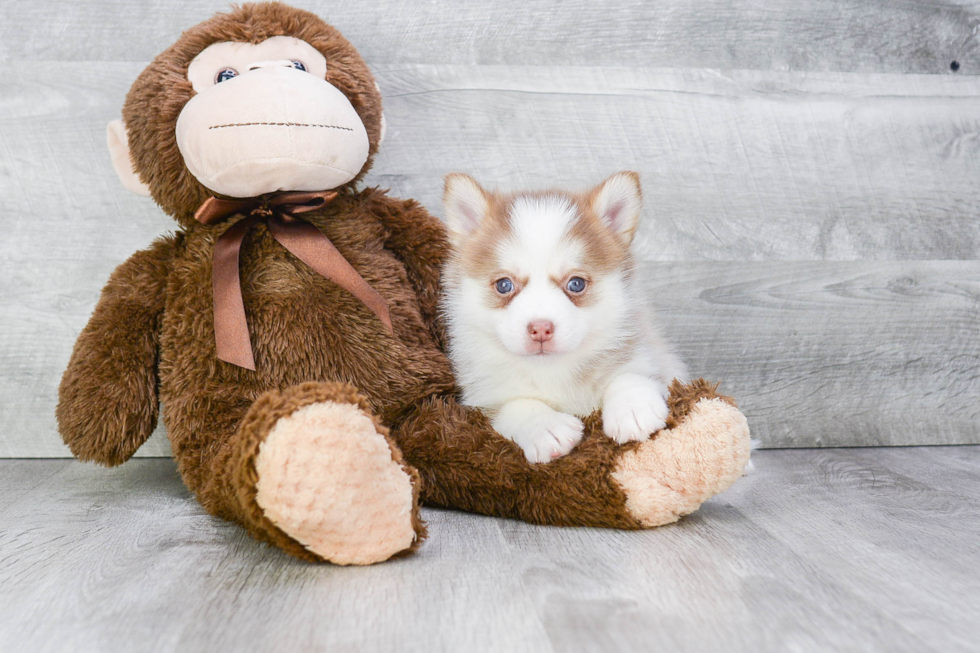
[254,400,419,565]
[611,398,751,527]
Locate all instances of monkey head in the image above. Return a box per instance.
[107,3,385,226]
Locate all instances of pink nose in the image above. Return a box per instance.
[527,321,555,342]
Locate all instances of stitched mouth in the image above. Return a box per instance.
[208,122,353,131]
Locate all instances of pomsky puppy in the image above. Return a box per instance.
[441,171,688,463]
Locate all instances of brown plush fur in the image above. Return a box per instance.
[664,377,736,429]
[57,235,181,465]
[395,379,732,529]
[57,3,746,563]
[122,2,385,226]
[211,381,426,562]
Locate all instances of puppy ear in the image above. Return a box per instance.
[590,171,642,244]
[443,173,489,242]
[107,120,151,196]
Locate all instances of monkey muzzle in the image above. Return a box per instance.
[175,66,370,198]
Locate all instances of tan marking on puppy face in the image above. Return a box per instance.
[552,271,594,308]
[568,193,633,274]
[448,179,638,330]
[454,193,511,274]
[487,273,527,310]
[452,185,634,287]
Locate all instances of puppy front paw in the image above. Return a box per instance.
[603,381,669,444]
[494,405,584,464]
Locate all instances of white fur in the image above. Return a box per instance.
[443,175,688,463]
[444,173,490,239]
[494,196,590,357]
[592,172,643,239]
[493,398,585,463]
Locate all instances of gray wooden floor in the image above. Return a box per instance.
[1,448,978,652]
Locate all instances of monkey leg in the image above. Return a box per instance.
[178,381,424,564]
[392,380,750,528]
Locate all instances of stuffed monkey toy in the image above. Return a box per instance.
[57,3,751,565]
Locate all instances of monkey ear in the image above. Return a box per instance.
[375,83,387,148]
[590,171,642,244]
[443,173,489,242]
[106,120,151,197]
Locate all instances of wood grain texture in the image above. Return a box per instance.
[5,259,976,455]
[1,0,978,73]
[5,64,980,261]
[372,65,980,261]
[642,260,980,448]
[1,451,978,652]
[2,61,980,454]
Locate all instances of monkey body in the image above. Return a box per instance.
[56,3,751,564]
[160,192,455,431]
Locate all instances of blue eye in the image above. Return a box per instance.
[291,60,307,71]
[495,278,514,294]
[566,276,587,293]
[215,68,238,83]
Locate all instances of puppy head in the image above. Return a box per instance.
[443,171,642,360]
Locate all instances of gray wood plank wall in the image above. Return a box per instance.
[1,0,977,456]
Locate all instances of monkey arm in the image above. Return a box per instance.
[56,234,181,466]
[393,381,751,529]
[365,189,450,350]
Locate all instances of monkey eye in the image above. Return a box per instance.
[215,68,239,83]
[290,60,307,72]
[494,278,515,295]
[566,277,587,293]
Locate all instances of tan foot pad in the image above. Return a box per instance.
[612,398,751,527]
[254,401,416,565]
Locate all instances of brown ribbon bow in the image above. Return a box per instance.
[195,191,393,371]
